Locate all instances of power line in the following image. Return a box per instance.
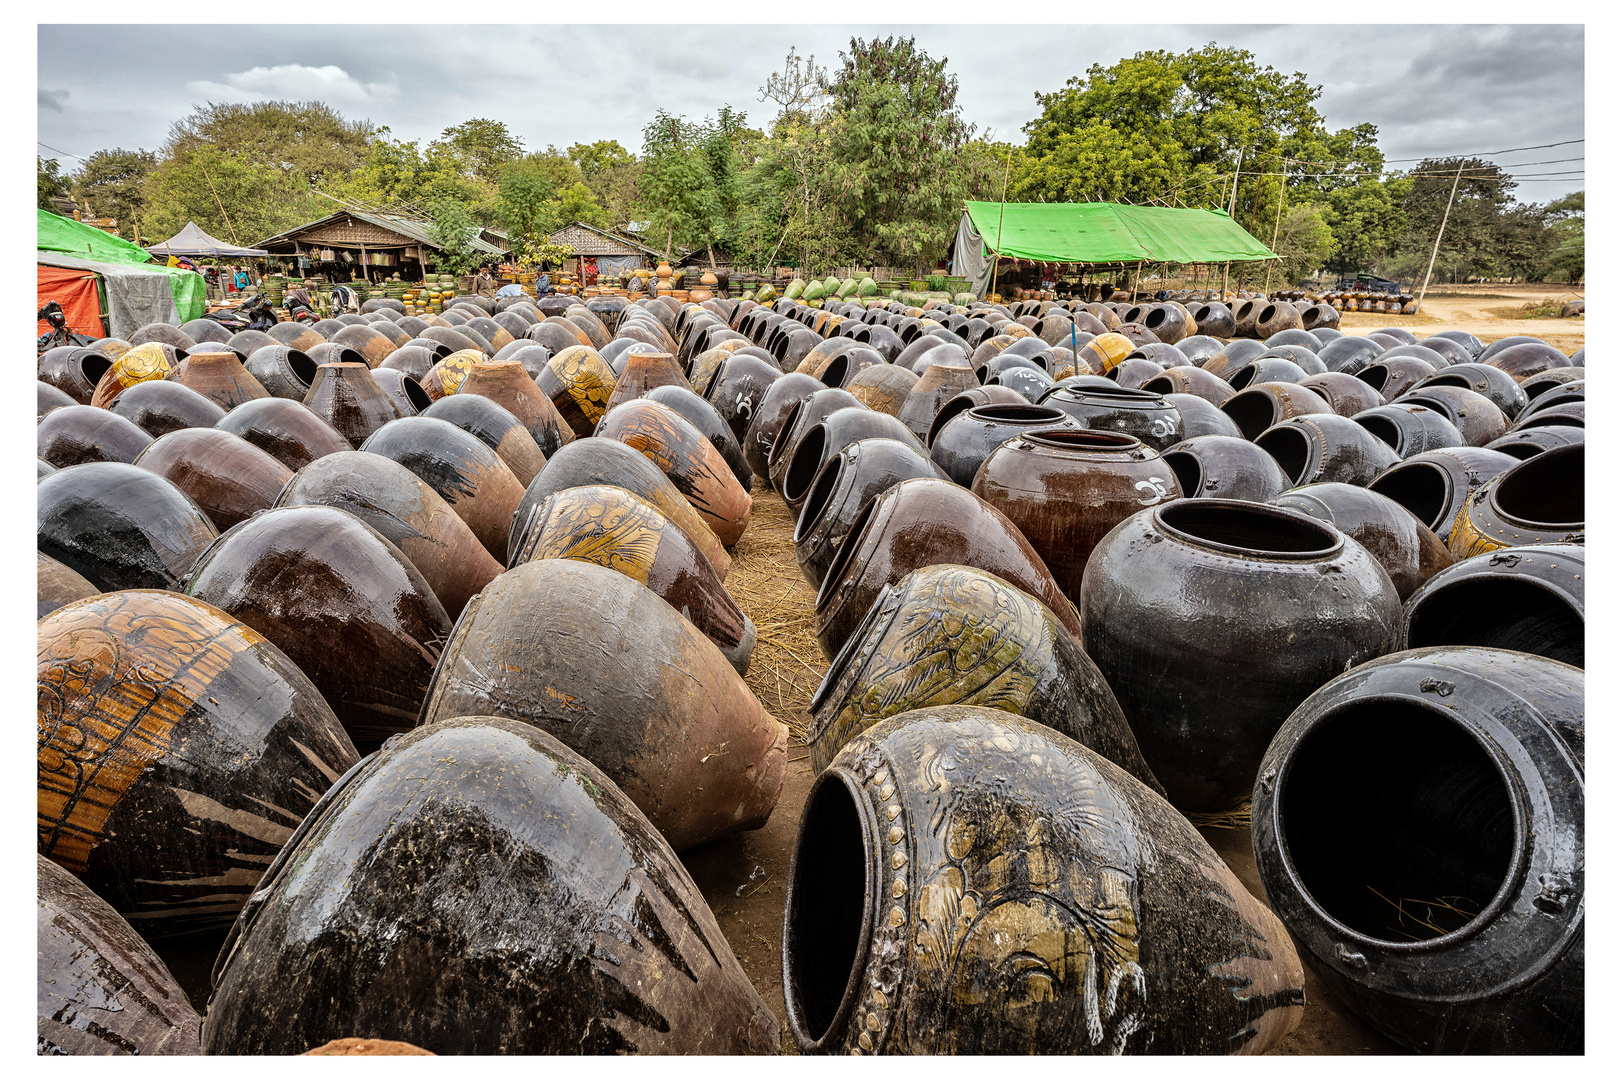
[37,140,86,162]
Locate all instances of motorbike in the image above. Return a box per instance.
[37,301,97,355]
[207,293,279,333]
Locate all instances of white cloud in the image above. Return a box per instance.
[185,64,399,112]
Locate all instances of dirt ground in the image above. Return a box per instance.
[1335,281,1584,355]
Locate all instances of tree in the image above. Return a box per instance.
[639,107,755,263]
[1321,176,1409,275]
[143,143,320,245]
[70,148,157,241]
[425,195,486,276]
[431,119,524,187]
[161,100,373,189]
[568,140,641,227]
[1495,203,1558,282]
[38,156,68,211]
[1269,204,1336,287]
[336,128,432,207]
[745,47,849,273]
[822,36,974,274]
[1392,158,1515,281]
[1543,191,1583,283]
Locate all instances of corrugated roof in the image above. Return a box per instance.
[256,210,511,256]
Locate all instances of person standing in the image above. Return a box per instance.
[473,265,496,298]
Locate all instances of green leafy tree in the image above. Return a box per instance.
[1268,204,1336,287]
[425,195,486,276]
[38,156,69,211]
[639,107,755,263]
[335,128,432,206]
[1391,158,1516,281]
[161,100,373,189]
[1495,203,1558,283]
[821,36,974,274]
[144,142,320,245]
[431,118,525,186]
[1543,191,1583,282]
[1321,176,1410,275]
[70,148,157,241]
[568,139,642,228]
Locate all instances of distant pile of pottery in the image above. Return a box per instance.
[38,287,1583,1056]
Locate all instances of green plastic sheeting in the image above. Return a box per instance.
[962,202,1278,265]
[38,209,206,322]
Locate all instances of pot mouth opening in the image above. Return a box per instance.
[401,375,433,413]
[785,426,829,505]
[968,404,1065,425]
[815,495,880,614]
[1493,445,1583,529]
[1229,363,1261,390]
[794,454,847,545]
[1155,500,1342,557]
[1356,364,1390,393]
[1022,429,1140,452]
[1369,461,1451,533]
[1222,391,1281,442]
[926,393,981,446]
[285,349,318,387]
[1407,577,1583,667]
[1355,413,1403,451]
[1162,450,1204,499]
[80,352,114,385]
[1277,698,1521,949]
[784,771,875,1049]
[1255,425,1315,485]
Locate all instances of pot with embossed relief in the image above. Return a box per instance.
[38,588,359,938]
[184,505,453,750]
[1393,386,1510,447]
[783,705,1305,1055]
[1351,404,1465,459]
[532,345,615,438]
[1255,413,1402,488]
[204,715,780,1055]
[598,398,753,545]
[973,429,1181,599]
[1269,482,1453,600]
[1251,646,1583,1053]
[1366,447,1519,544]
[814,478,1084,658]
[1446,442,1583,560]
[1397,544,1582,666]
[1160,435,1292,503]
[418,559,786,851]
[808,564,1162,789]
[1037,384,1185,450]
[1079,499,1400,811]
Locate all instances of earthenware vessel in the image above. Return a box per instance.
[785,706,1304,1054]
[1252,646,1583,1053]
[455,359,574,458]
[89,343,179,409]
[417,349,480,400]
[1367,447,1520,544]
[170,349,270,411]
[37,462,217,591]
[184,505,452,750]
[1357,357,1440,403]
[1397,544,1582,665]
[275,451,503,620]
[1079,499,1399,810]
[1483,341,1568,381]
[38,379,77,421]
[793,438,948,588]
[644,384,754,492]
[1255,414,1402,487]
[705,353,785,441]
[1394,386,1510,447]
[535,345,617,437]
[742,373,824,478]
[1160,435,1292,503]
[1038,385,1185,451]
[1447,443,1583,559]
[1270,483,1453,600]
[37,404,155,468]
[132,428,292,532]
[37,855,203,1055]
[781,407,923,514]
[1350,403,1465,459]
[1484,425,1584,460]
[598,399,753,545]
[38,346,113,404]
[1219,382,1335,441]
[1299,372,1383,417]
[897,364,978,443]
[1140,365,1236,406]
[38,589,357,936]
[301,362,401,448]
[419,560,786,850]
[1315,336,1383,375]
[370,368,430,418]
[107,379,226,437]
[36,551,97,620]
[926,404,1082,488]
[212,397,351,472]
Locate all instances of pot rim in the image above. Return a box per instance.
[1152,499,1345,560]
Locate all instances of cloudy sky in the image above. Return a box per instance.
[37,20,1585,202]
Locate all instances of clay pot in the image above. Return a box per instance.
[1399,543,1582,665]
[36,855,203,1055]
[1350,403,1465,459]
[37,462,218,592]
[1509,399,1584,432]
[1164,392,1242,438]
[1356,357,1444,404]
[226,329,278,357]
[244,345,318,400]
[923,386,1030,446]
[1447,442,1583,559]
[815,478,1084,657]
[509,485,755,673]
[1140,365,1235,406]
[38,589,358,935]
[644,384,754,493]
[793,438,948,588]
[532,346,614,438]
[89,342,180,409]
[370,368,431,417]
[457,359,574,458]
[1485,425,1585,460]
[707,354,786,440]
[171,350,271,412]
[37,404,155,469]
[764,388,867,494]
[510,437,731,581]
[464,315,517,352]
[896,364,978,443]
[37,551,98,619]
[131,428,292,532]
[37,380,77,423]
[1483,341,1568,380]
[38,346,114,404]
[358,416,525,563]
[420,559,785,849]
[1301,303,1340,331]
[301,362,401,448]
[1113,322,1160,348]
[1079,500,1399,810]
[1315,335,1384,375]
[1228,357,1309,389]
[1232,298,1263,338]
[491,341,552,379]
[818,347,887,390]
[1366,447,1519,544]
[1161,435,1292,503]
[1252,647,1583,1053]
[1270,483,1453,600]
[129,322,195,351]
[796,336,861,377]
[1038,385,1185,451]
[184,505,452,750]
[1174,335,1226,365]
[423,324,490,358]
[204,715,779,1054]
[415,393,544,487]
[780,406,922,514]
[85,337,134,361]
[1298,371,1383,417]
[87,381,217,444]
[1219,382,1335,441]
[417,349,481,402]
[1200,339,1268,380]
[785,705,1304,1054]
[211,397,350,472]
[265,321,325,353]
[1394,385,1510,447]
[1255,414,1402,487]
[598,399,753,545]
[1190,301,1237,337]
[810,564,1162,789]
[1074,331,1136,375]
[926,404,1081,488]
[603,349,694,414]
[1519,366,1585,400]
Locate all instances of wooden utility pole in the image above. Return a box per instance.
[1415,159,1467,316]
[1264,157,1288,292]
[988,144,1013,301]
[1221,145,1244,299]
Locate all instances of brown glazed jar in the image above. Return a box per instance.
[973,429,1181,599]
[707,353,787,440]
[793,437,949,588]
[1398,543,1583,666]
[108,378,227,437]
[458,358,575,458]
[203,716,779,1055]
[133,427,293,532]
[184,505,453,751]
[37,551,98,619]
[784,706,1304,1054]
[1079,500,1399,811]
[743,372,824,478]
[535,345,617,437]
[1160,434,1292,503]
[302,362,402,448]
[597,398,753,546]
[814,477,1083,658]
[37,856,202,1055]
[808,564,1161,790]
[37,462,218,592]
[1038,384,1185,450]
[266,321,325,353]
[927,403,1082,488]
[1351,403,1466,459]
[1394,385,1510,447]
[419,392,547,487]
[1220,381,1335,441]
[370,368,431,418]
[38,590,358,938]
[510,484,755,674]
[1254,413,1402,487]
[766,387,865,497]
[38,345,114,404]
[170,349,271,411]
[419,560,786,852]
[1299,371,1383,417]
[358,415,527,564]
[276,451,504,620]
[897,363,979,442]
[214,397,352,471]
[1368,447,1520,544]
[603,348,694,413]
[37,404,154,468]
[1141,364,1237,406]
[1270,482,1454,601]
[331,323,398,368]
[1448,442,1583,559]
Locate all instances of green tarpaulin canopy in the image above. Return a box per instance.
[962,201,1278,265]
[37,210,206,326]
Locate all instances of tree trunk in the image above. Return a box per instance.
[708,243,716,269]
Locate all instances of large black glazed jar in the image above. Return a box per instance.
[1038,384,1185,450]
[1398,543,1583,667]
[926,403,1081,487]
[1079,500,1399,811]
[1251,647,1583,1054]
[808,563,1161,791]
[783,705,1306,1055]
[204,716,781,1055]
